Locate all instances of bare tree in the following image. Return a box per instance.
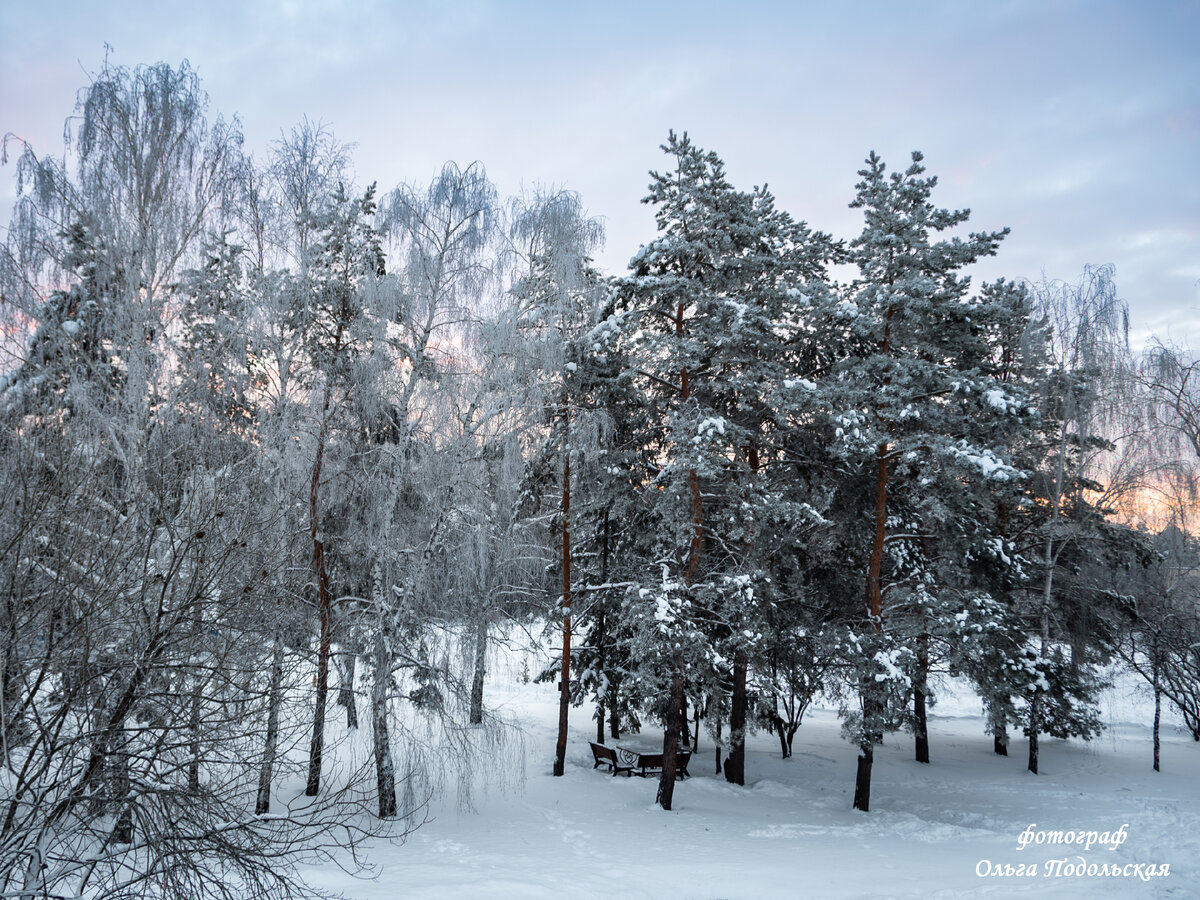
[1018,265,1135,775]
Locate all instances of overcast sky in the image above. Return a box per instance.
[2,0,1197,347]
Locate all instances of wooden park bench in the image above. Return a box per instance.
[589,741,632,776]
[590,741,691,779]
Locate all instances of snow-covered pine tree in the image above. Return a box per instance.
[832,151,1031,810]
[615,132,838,805]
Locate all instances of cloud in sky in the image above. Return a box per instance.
[2,0,1197,347]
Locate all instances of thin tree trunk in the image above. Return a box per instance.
[187,599,204,793]
[187,677,203,793]
[609,674,621,740]
[656,647,684,809]
[693,698,701,754]
[84,664,111,820]
[2,594,23,766]
[658,467,699,808]
[109,724,132,844]
[306,394,334,797]
[336,653,358,730]
[255,636,285,815]
[772,709,789,759]
[658,304,701,810]
[769,655,787,759]
[1152,644,1161,773]
[1029,536,1054,776]
[1030,440,1066,776]
[914,631,930,764]
[1027,691,1041,775]
[470,615,487,725]
[725,650,747,784]
[992,507,1011,761]
[866,442,888,625]
[23,644,161,856]
[714,700,723,775]
[595,610,606,744]
[854,438,889,812]
[854,744,873,814]
[553,436,571,777]
[373,628,397,818]
[991,699,1009,756]
[680,694,691,749]
[85,676,107,817]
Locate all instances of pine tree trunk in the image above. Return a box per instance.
[1027,691,1040,775]
[553,443,571,777]
[658,461,702,805]
[595,611,606,745]
[853,743,873,813]
[693,699,701,754]
[255,637,285,815]
[373,628,397,818]
[609,675,621,740]
[914,632,930,764]
[656,461,701,805]
[336,653,358,729]
[656,648,684,810]
[867,443,888,626]
[470,616,487,725]
[306,397,334,797]
[657,319,699,810]
[855,438,889,811]
[989,696,1009,756]
[714,703,723,775]
[725,650,747,784]
[680,694,691,749]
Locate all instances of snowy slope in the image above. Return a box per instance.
[295,644,1199,900]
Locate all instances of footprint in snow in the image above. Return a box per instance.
[542,810,604,860]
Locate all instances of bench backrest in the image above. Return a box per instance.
[589,741,617,760]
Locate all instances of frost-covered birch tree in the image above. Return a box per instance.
[501,188,606,776]
[1014,265,1133,775]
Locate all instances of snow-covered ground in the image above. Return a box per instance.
[296,643,1200,899]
